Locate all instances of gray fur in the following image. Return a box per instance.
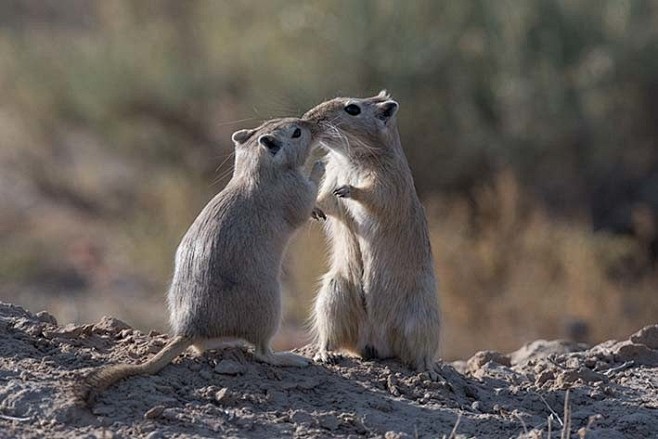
[77,117,321,405]
[169,117,321,361]
[303,92,442,378]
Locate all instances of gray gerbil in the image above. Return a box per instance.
[78,117,323,404]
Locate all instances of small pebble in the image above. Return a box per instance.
[143,405,165,420]
[214,360,245,375]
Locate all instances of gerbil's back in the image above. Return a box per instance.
[172,183,284,291]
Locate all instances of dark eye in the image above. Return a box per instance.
[292,128,302,138]
[344,104,361,116]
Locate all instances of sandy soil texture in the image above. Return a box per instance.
[0,301,656,438]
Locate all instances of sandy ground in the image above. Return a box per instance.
[0,302,657,438]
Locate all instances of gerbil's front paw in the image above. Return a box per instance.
[333,185,352,198]
[310,160,326,184]
[311,207,326,221]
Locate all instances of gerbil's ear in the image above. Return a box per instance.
[258,134,281,155]
[377,89,391,99]
[231,129,254,145]
[375,100,399,125]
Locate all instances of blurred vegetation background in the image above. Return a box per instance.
[1,0,657,360]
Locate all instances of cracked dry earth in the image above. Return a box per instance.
[0,302,657,438]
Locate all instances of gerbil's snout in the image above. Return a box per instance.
[302,106,331,125]
[302,108,319,122]
[259,135,281,155]
[376,100,399,121]
[293,119,320,138]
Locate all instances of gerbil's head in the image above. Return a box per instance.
[302,90,400,158]
[230,118,315,175]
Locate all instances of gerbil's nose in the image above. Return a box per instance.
[258,135,281,154]
[380,101,399,116]
[296,119,318,136]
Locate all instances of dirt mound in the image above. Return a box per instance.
[0,302,657,438]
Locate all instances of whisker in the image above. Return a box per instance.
[214,151,236,173]
[211,151,236,187]
[216,117,258,127]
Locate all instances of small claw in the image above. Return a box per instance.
[333,185,351,198]
[311,207,326,221]
[313,350,341,365]
[420,363,452,389]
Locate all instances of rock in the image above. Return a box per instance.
[450,360,468,374]
[386,375,401,396]
[43,323,92,339]
[630,325,658,350]
[143,405,165,419]
[385,431,411,439]
[535,370,554,386]
[35,311,57,326]
[290,410,313,425]
[467,350,511,371]
[510,339,588,366]
[91,404,116,416]
[317,413,339,431]
[613,342,658,365]
[214,360,245,375]
[92,316,132,334]
[556,368,606,387]
[297,377,321,390]
[215,388,233,404]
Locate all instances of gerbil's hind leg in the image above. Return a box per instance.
[314,341,343,364]
[415,357,444,382]
[253,343,309,367]
[192,337,248,354]
[361,345,379,361]
[312,276,364,364]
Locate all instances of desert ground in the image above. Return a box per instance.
[0,301,656,438]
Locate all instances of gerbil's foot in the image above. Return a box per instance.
[313,350,342,365]
[418,361,451,389]
[255,351,310,367]
[361,345,379,361]
[310,160,326,184]
[333,185,352,198]
[311,207,326,221]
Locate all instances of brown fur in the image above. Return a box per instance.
[304,91,442,378]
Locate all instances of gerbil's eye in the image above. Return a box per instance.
[292,128,302,138]
[344,104,361,116]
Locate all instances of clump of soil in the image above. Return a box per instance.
[1,302,657,438]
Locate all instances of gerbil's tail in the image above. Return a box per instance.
[76,335,192,406]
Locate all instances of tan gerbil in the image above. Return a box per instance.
[304,91,442,379]
[77,118,324,404]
